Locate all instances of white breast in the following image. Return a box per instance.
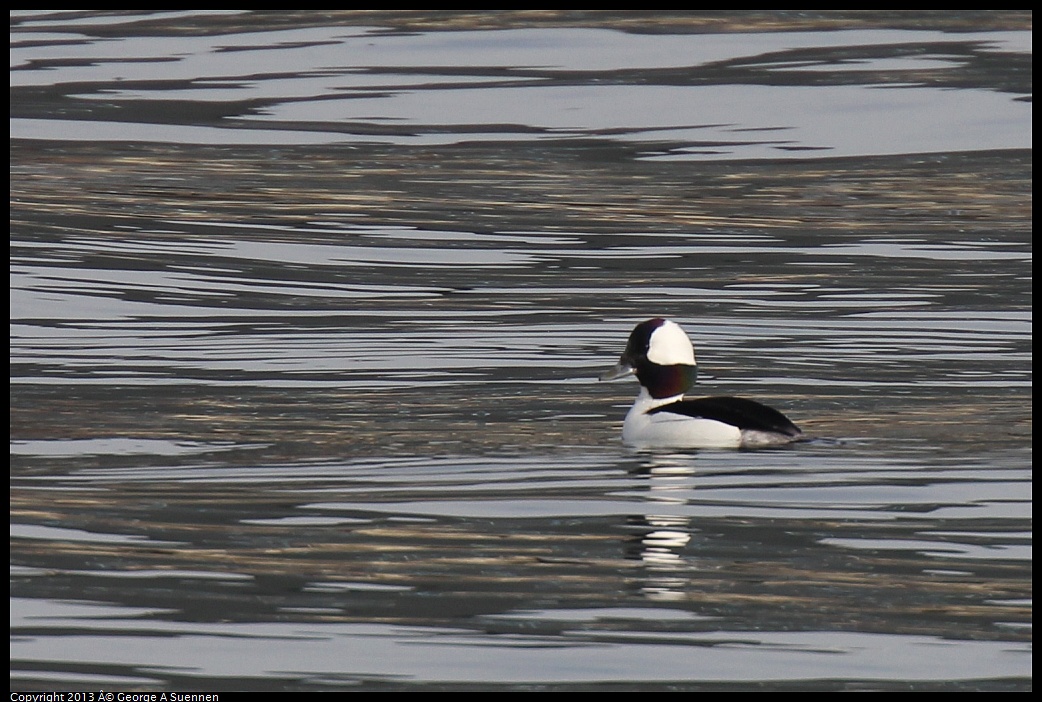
[621,390,742,449]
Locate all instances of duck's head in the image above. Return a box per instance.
[600,318,697,399]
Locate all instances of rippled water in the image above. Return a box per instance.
[10,11,1032,691]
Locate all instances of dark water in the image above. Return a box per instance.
[10,11,1031,691]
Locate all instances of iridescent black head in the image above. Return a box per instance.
[601,318,698,398]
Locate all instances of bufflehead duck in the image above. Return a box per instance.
[601,318,802,449]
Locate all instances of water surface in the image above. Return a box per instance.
[10,10,1032,692]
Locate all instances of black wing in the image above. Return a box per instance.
[648,396,801,438]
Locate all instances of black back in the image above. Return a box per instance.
[648,396,801,437]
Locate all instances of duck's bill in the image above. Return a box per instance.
[599,361,635,382]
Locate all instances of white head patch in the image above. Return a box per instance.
[647,320,697,366]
